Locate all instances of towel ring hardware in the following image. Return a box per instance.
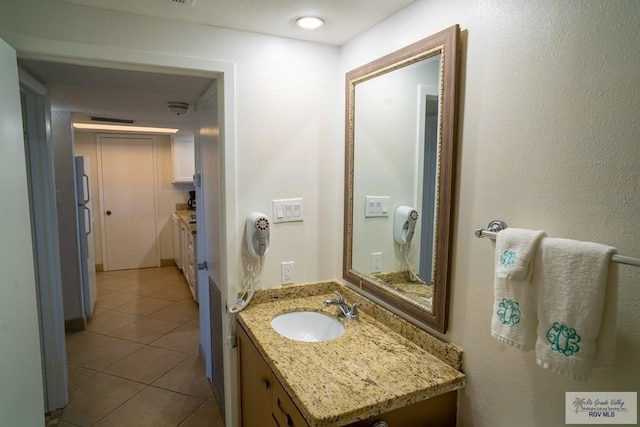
[475,220,640,267]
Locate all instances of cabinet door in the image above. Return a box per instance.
[237,324,273,427]
[171,135,195,183]
[185,231,197,301]
[181,223,188,275]
[172,214,182,270]
[272,376,309,427]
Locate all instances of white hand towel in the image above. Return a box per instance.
[491,228,546,349]
[535,238,617,381]
[495,228,546,281]
[595,263,618,368]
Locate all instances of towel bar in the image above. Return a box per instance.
[475,220,640,267]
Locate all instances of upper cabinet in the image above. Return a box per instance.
[171,134,195,184]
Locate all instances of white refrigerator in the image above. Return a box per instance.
[75,156,97,317]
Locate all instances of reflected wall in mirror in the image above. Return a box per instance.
[343,25,460,333]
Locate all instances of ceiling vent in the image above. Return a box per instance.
[90,116,135,124]
[169,0,195,6]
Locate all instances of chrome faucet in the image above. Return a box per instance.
[323,291,360,320]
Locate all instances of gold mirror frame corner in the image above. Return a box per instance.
[343,24,460,334]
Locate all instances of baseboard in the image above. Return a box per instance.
[95,264,104,272]
[160,258,175,267]
[64,317,86,332]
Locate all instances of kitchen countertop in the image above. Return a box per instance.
[236,281,465,426]
[175,209,196,234]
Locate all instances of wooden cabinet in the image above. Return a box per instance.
[344,391,456,427]
[272,376,307,427]
[171,135,195,184]
[237,322,308,427]
[237,320,457,427]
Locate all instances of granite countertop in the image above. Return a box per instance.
[236,281,465,426]
[175,209,196,234]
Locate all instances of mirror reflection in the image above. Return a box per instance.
[344,25,460,333]
[352,54,441,308]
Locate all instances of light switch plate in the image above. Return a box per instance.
[272,198,304,223]
[365,196,390,218]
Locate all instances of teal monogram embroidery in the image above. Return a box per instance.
[546,322,581,356]
[497,298,521,326]
[500,250,516,267]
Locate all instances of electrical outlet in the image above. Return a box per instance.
[281,261,294,284]
[371,252,383,273]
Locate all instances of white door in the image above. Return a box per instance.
[194,82,225,410]
[98,135,159,271]
[0,37,47,424]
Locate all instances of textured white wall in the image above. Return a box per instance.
[342,1,640,426]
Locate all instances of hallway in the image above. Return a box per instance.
[58,266,224,426]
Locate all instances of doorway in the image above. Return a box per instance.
[9,35,236,422]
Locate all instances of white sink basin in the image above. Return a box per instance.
[271,311,346,342]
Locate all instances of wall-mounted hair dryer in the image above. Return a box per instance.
[230,212,271,314]
[246,212,270,257]
[394,206,419,245]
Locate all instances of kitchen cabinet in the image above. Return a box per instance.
[171,135,195,184]
[172,213,183,271]
[182,222,197,302]
[237,320,457,427]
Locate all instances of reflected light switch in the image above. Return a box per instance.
[365,196,390,218]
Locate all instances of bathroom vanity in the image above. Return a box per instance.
[236,281,465,427]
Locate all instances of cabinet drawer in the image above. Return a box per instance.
[272,376,308,427]
[344,390,457,427]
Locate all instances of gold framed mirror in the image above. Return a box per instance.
[343,25,460,333]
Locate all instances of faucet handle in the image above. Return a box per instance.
[350,302,361,316]
[333,291,345,302]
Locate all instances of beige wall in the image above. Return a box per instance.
[341,1,640,425]
[75,132,192,265]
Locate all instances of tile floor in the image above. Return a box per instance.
[59,266,225,427]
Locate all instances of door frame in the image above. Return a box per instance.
[96,133,160,271]
[19,67,68,412]
[4,34,239,426]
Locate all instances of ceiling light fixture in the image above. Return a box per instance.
[296,17,324,30]
[73,123,179,134]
